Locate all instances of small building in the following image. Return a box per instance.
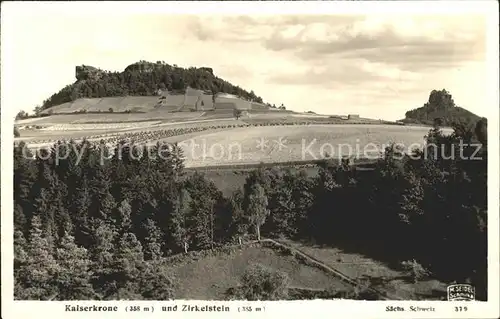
[348,114,360,120]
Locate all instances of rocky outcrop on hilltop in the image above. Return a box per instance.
[41,61,264,111]
[402,89,480,126]
[75,65,103,81]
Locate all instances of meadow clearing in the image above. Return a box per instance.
[158,237,447,300]
[164,245,354,300]
[278,240,448,301]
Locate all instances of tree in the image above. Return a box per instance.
[265,170,313,239]
[475,118,487,145]
[16,110,29,120]
[103,231,145,300]
[433,117,443,127]
[34,105,42,116]
[55,232,95,300]
[88,219,117,298]
[14,230,28,283]
[14,143,37,233]
[138,262,176,300]
[114,232,144,285]
[17,215,59,300]
[290,170,314,238]
[14,127,20,137]
[115,199,132,231]
[228,189,248,238]
[142,218,163,260]
[108,107,114,113]
[246,183,270,241]
[233,108,243,120]
[71,177,92,245]
[169,189,192,253]
[88,168,116,221]
[185,175,218,250]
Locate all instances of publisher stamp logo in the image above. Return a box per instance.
[447,284,475,301]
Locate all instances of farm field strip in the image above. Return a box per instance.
[177,124,453,168]
[17,118,244,145]
[17,114,257,145]
[18,122,248,152]
[18,122,448,170]
[39,121,162,131]
[16,111,206,126]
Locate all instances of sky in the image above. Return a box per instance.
[1,2,496,121]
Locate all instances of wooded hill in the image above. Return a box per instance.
[40,61,265,111]
[402,89,481,126]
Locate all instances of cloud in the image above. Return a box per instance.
[185,14,486,96]
[188,16,272,43]
[263,15,486,71]
[2,9,490,121]
[267,57,421,90]
[188,15,364,44]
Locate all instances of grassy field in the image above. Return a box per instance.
[187,169,249,197]
[164,246,353,300]
[177,124,453,168]
[40,96,202,114]
[157,238,448,300]
[279,240,449,300]
[16,118,450,169]
[15,107,450,171]
[16,111,205,126]
[41,97,165,114]
[189,165,323,197]
[38,95,269,116]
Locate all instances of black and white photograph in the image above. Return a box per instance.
[1,1,499,318]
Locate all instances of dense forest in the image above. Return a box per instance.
[403,89,481,126]
[13,117,488,300]
[40,61,264,111]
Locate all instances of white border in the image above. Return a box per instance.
[1,1,499,318]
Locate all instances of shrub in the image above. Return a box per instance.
[14,127,20,137]
[228,263,289,300]
[401,259,431,283]
[138,262,176,300]
[109,108,114,113]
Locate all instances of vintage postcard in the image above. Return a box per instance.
[1,1,499,318]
